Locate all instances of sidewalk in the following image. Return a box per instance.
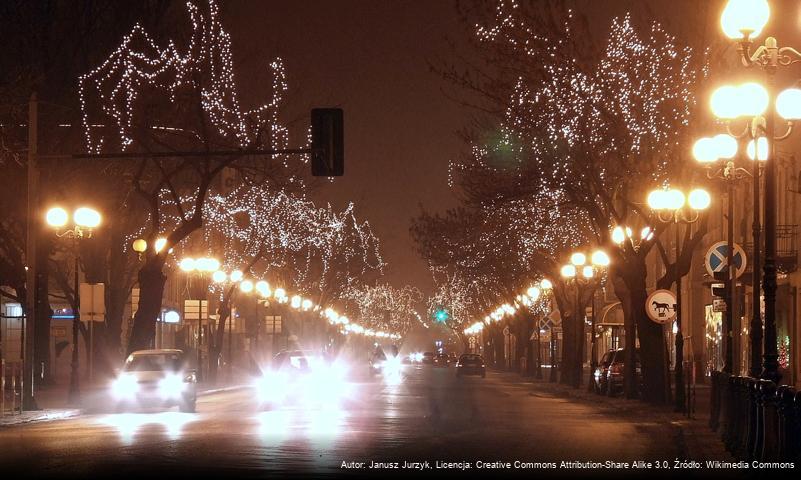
[490,368,733,462]
[1,374,251,428]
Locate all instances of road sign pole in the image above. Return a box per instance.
[724,179,735,374]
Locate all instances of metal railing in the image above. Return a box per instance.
[710,372,801,462]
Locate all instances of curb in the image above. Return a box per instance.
[0,409,82,428]
[0,384,249,428]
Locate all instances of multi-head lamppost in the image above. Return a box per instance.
[694,127,772,379]
[718,0,801,383]
[647,187,710,412]
[560,250,610,389]
[45,206,102,404]
[178,256,221,380]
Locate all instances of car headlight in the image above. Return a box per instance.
[158,373,186,399]
[256,372,288,404]
[382,357,402,376]
[111,374,138,399]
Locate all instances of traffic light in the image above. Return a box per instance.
[311,108,344,176]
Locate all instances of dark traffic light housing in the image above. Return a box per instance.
[311,108,344,176]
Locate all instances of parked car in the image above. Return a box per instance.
[592,350,616,395]
[110,349,197,412]
[600,348,642,397]
[422,351,435,365]
[455,354,486,378]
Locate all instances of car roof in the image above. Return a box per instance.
[130,349,183,356]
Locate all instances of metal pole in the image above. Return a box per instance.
[675,221,686,412]
[761,53,780,383]
[724,177,735,374]
[751,152,762,378]
[22,93,38,411]
[588,287,598,392]
[575,282,581,387]
[228,307,233,377]
[69,248,80,404]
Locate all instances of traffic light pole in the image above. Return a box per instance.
[23,93,39,411]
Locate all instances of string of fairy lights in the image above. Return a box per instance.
[79,0,289,154]
[429,5,704,337]
[77,0,413,338]
[345,284,425,336]
[198,268,400,341]
[463,279,553,336]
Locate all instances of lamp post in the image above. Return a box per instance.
[45,206,101,404]
[647,187,710,412]
[560,250,609,389]
[179,256,220,381]
[719,0,801,383]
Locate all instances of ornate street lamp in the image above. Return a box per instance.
[720,0,801,382]
[45,206,101,404]
[560,249,609,389]
[647,186,709,412]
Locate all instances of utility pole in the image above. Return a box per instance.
[23,93,39,411]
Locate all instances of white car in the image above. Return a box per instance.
[110,349,197,412]
[254,350,352,409]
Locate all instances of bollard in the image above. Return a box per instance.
[710,371,721,431]
[759,380,779,462]
[744,377,760,460]
[725,376,740,453]
[738,377,749,454]
[776,386,795,461]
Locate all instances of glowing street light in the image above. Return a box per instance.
[45,207,68,227]
[720,0,770,39]
[239,280,254,293]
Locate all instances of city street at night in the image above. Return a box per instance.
[2,365,713,478]
[3,0,801,478]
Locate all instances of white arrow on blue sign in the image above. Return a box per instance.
[704,241,747,278]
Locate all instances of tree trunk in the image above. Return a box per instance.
[524,316,535,377]
[126,259,167,355]
[622,264,668,404]
[559,307,577,387]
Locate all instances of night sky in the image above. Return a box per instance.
[226,0,476,295]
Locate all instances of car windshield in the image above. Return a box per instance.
[274,352,323,372]
[124,353,182,372]
[459,355,481,363]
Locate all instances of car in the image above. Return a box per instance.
[455,354,486,377]
[601,348,643,397]
[369,347,388,375]
[421,351,435,365]
[254,350,351,408]
[592,350,616,395]
[433,353,450,367]
[110,349,197,413]
[447,352,458,364]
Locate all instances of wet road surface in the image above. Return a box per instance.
[0,365,688,478]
